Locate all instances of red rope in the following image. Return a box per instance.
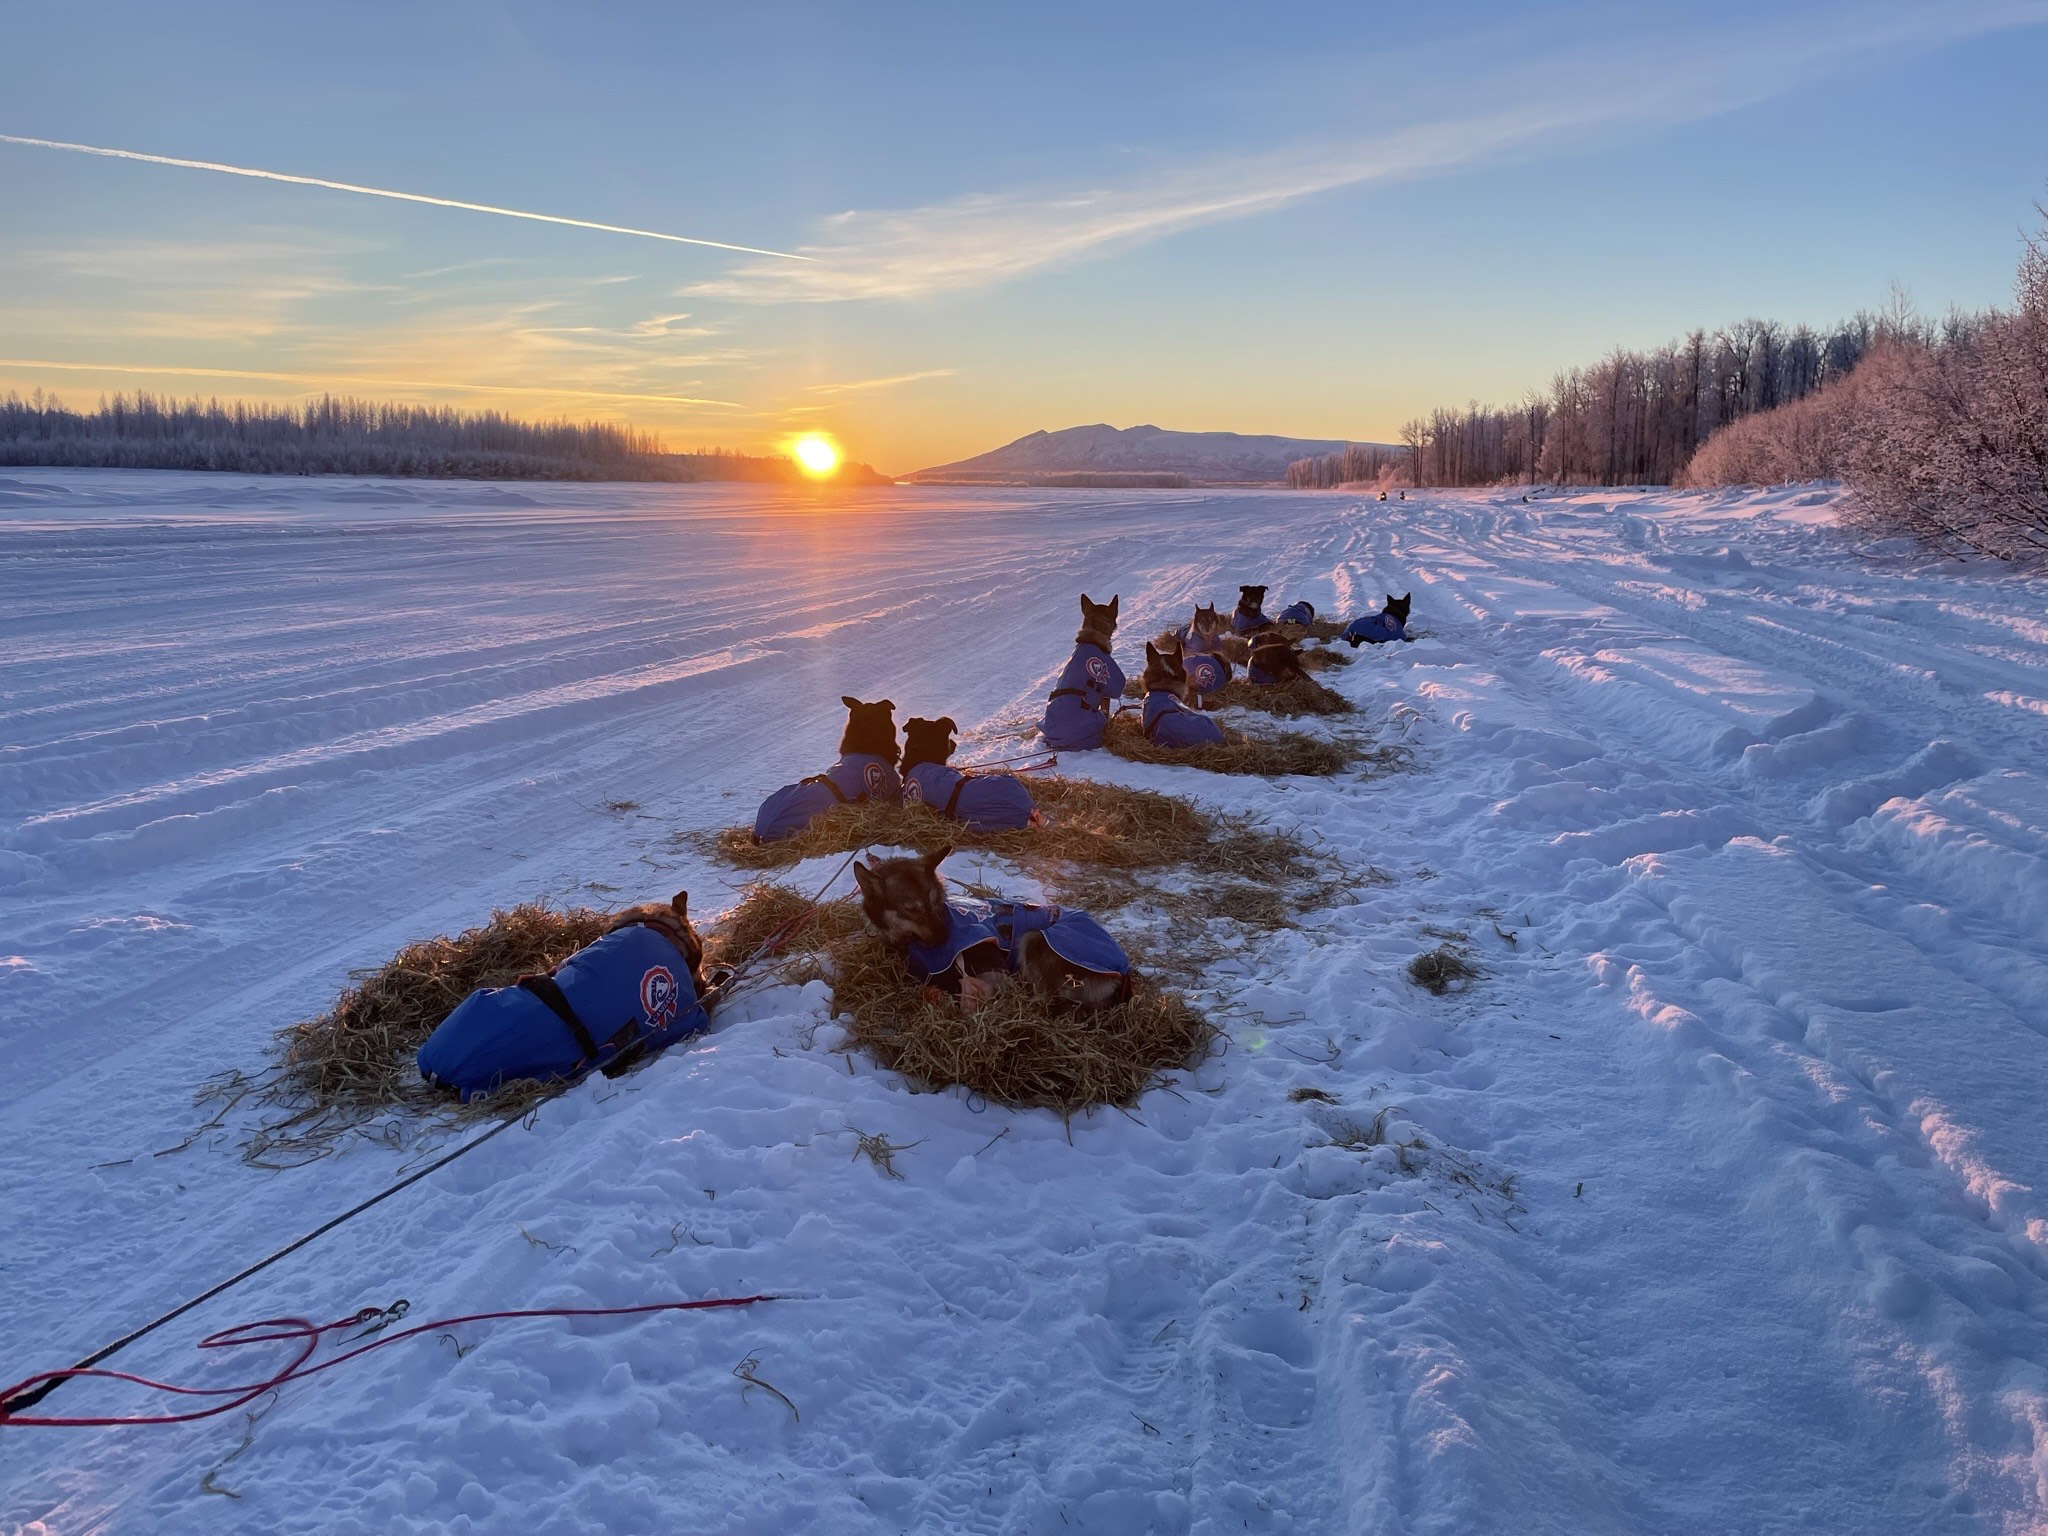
[0,1294,775,1427]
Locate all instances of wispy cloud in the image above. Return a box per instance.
[692,1,2048,304]
[804,368,957,394]
[0,133,811,261]
[0,357,740,408]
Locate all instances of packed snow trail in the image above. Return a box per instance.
[3,470,2046,1534]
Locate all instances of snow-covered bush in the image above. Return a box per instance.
[1683,208,2048,557]
[1841,229,2048,558]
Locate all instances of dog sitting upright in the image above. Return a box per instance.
[752,696,902,842]
[1165,605,1231,703]
[901,716,1042,831]
[418,891,711,1100]
[1231,584,1273,635]
[1342,593,1412,647]
[1039,593,1124,751]
[1140,641,1227,749]
[854,847,1131,1013]
[1246,632,1306,687]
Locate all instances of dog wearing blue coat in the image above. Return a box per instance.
[753,696,902,842]
[418,892,710,1100]
[853,846,1132,1012]
[1246,632,1307,687]
[901,716,1042,830]
[1231,584,1273,635]
[1140,641,1227,748]
[1040,593,1124,750]
[1342,593,1412,647]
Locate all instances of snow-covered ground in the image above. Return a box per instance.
[3,469,2047,1535]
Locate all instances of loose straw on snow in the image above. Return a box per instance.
[1102,713,1377,778]
[754,889,1218,1114]
[698,775,1313,900]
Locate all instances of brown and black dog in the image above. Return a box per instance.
[1076,592,1120,651]
[853,848,1125,1012]
[1246,632,1306,686]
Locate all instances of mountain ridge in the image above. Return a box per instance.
[908,422,1396,485]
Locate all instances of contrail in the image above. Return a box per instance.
[0,133,813,262]
[0,358,741,408]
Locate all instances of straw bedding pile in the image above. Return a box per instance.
[755,887,1216,1113]
[1103,713,1364,777]
[1297,644,1352,672]
[1204,675,1351,718]
[1279,616,1347,643]
[251,901,610,1161]
[701,774,1312,902]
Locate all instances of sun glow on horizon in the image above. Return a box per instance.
[791,432,842,478]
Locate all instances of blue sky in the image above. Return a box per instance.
[3,0,2045,473]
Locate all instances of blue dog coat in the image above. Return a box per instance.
[1182,650,1230,700]
[903,761,1037,831]
[418,923,706,1101]
[904,899,1131,986]
[1342,611,1408,646]
[1184,649,1230,691]
[1231,602,1271,635]
[1143,689,1227,748]
[753,752,902,842]
[1277,601,1316,625]
[1246,653,1293,687]
[1040,642,1125,750]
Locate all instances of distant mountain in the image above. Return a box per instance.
[908,423,1396,486]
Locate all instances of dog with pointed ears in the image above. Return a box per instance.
[752,695,903,842]
[853,846,1131,1013]
[1040,593,1125,751]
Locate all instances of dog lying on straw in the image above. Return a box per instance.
[753,696,903,842]
[418,893,710,1100]
[901,716,1042,830]
[854,847,1131,1012]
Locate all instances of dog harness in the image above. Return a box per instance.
[1276,600,1316,625]
[1142,689,1227,748]
[903,899,1131,986]
[418,922,707,1101]
[902,760,1037,832]
[1040,641,1126,750]
[752,751,902,842]
[1342,610,1407,646]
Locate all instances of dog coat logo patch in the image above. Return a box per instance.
[903,775,925,803]
[1085,655,1110,687]
[864,761,889,796]
[639,965,680,1029]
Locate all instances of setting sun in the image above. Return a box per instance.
[791,433,842,478]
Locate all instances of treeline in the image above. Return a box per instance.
[1283,442,1409,490]
[1684,225,2048,558]
[0,392,889,484]
[1288,316,1880,490]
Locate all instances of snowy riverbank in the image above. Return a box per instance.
[4,471,2046,1534]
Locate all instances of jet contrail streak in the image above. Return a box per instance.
[0,133,813,262]
[0,358,741,408]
